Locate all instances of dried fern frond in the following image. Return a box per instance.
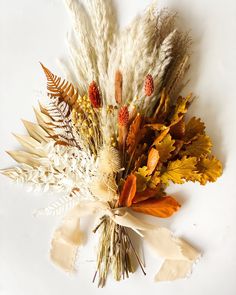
[40,63,79,110]
[35,195,80,216]
[41,98,80,147]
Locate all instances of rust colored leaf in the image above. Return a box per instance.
[147,148,159,175]
[132,187,160,203]
[126,113,143,154]
[170,118,185,139]
[119,174,137,207]
[131,196,181,218]
[40,63,78,109]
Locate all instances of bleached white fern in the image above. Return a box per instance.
[35,195,80,216]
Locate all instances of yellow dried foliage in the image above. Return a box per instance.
[184,117,205,143]
[171,94,193,124]
[156,134,175,162]
[197,156,223,185]
[181,135,212,157]
[134,166,151,192]
[161,156,198,184]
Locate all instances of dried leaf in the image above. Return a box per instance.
[132,187,160,203]
[119,174,137,207]
[181,135,212,157]
[149,171,161,188]
[152,127,170,147]
[170,118,185,139]
[184,117,205,143]
[131,196,181,218]
[22,120,50,143]
[12,134,46,157]
[170,140,184,159]
[133,154,147,171]
[156,134,175,162]
[126,113,142,154]
[161,156,198,184]
[147,148,159,175]
[41,63,78,110]
[144,123,165,131]
[135,166,151,192]
[6,151,44,167]
[154,89,171,120]
[171,94,193,124]
[197,156,222,185]
[33,108,54,136]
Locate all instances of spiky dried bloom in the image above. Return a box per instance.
[88,81,101,108]
[118,106,129,126]
[144,74,154,96]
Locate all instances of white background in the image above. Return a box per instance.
[0,0,236,294]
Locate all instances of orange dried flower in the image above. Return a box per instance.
[118,106,129,126]
[88,81,101,108]
[144,74,154,96]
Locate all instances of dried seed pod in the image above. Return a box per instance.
[88,81,101,108]
[115,70,123,104]
[144,74,154,96]
[118,105,129,126]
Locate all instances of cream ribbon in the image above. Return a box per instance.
[50,201,200,281]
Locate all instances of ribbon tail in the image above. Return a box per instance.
[143,229,200,281]
[50,215,82,272]
[50,200,108,272]
[155,259,195,281]
[113,211,201,281]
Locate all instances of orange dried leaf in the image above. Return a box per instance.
[119,174,137,207]
[147,148,159,175]
[170,118,185,139]
[132,187,160,203]
[131,196,181,218]
[40,63,78,109]
[126,113,142,154]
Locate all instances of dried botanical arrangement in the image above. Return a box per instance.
[1,0,222,287]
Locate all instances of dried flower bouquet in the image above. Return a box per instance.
[1,0,222,287]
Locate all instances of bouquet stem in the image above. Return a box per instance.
[93,216,145,287]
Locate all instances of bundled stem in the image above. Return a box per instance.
[93,216,144,287]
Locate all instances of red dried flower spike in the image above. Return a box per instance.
[144,74,154,96]
[88,81,101,108]
[118,105,129,126]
